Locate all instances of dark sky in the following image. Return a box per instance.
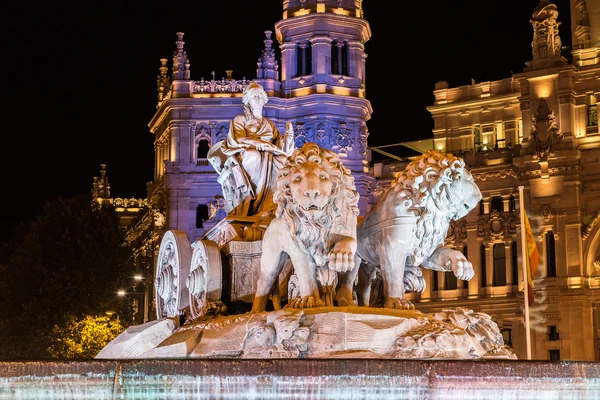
[2,0,571,243]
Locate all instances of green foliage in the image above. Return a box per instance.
[0,194,134,359]
[47,314,124,359]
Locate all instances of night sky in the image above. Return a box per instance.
[3,0,571,243]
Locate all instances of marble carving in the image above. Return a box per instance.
[345,151,482,310]
[251,143,360,313]
[98,85,514,361]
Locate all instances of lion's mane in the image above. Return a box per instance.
[273,143,359,267]
[389,150,473,291]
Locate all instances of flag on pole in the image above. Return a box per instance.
[523,213,540,307]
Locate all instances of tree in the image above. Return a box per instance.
[47,314,124,359]
[0,194,134,359]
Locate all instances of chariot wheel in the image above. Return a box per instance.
[187,239,222,319]
[155,230,192,319]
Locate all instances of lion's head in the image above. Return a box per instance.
[274,142,359,265]
[391,150,482,266]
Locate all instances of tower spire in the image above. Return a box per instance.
[255,31,281,95]
[91,164,111,208]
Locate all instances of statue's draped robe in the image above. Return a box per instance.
[220,115,288,217]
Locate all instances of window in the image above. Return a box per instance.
[549,349,560,361]
[493,244,506,286]
[511,241,519,285]
[197,139,210,159]
[481,244,487,288]
[331,40,348,76]
[491,196,503,213]
[548,325,559,341]
[296,41,312,77]
[546,231,556,277]
[196,204,209,229]
[588,94,598,127]
[501,328,512,346]
[479,200,485,215]
[495,123,505,149]
[474,125,482,151]
[504,122,517,147]
[509,195,516,212]
[432,271,438,291]
[445,271,458,290]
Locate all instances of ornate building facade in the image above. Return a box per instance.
[93,0,600,360]
[385,0,600,361]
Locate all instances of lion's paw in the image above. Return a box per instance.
[285,296,326,309]
[384,297,415,310]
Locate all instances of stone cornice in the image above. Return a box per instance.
[427,93,520,114]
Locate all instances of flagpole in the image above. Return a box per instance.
[518,185,532,360]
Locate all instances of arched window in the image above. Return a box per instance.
[197,139,210,159]
[296,41,312,77]
[491,196,503,213]
[196,204,209,229]
[331,40,348,76]
[493,244,506,286]
[511,241,519,285]
[546,231,557,277]
[480,244,487,288]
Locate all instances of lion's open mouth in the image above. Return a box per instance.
[300,204,325,211]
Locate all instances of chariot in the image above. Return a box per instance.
[154,215,289,320]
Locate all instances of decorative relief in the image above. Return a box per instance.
[293,122,313,148]
[531,98,563,162]
[472,169,518,181]
[445,219,467,248]
[315,123,327,147]
[358,126,369,159]
[559,94,573,104]
[522,165,580,178]
[477,211,518,241]
[330,121,353,154]
[193,73,249,93]
[582,209,600,239]
[215,125,227,142]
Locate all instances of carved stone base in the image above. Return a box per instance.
[222,240,262,303]
[98,307,516,360]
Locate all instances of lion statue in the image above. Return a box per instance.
[337,150,482,310]
[251,142,360,312]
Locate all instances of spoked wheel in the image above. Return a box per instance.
[187,239,222,319]
[155,230,192,319]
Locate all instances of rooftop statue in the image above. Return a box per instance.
[208,82,294,219]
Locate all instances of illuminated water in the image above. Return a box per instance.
[1,359,599,400]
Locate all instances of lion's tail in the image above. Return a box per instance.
[404,264,425,293]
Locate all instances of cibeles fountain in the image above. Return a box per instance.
[98,141,513,361]
[3,83,595,400]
